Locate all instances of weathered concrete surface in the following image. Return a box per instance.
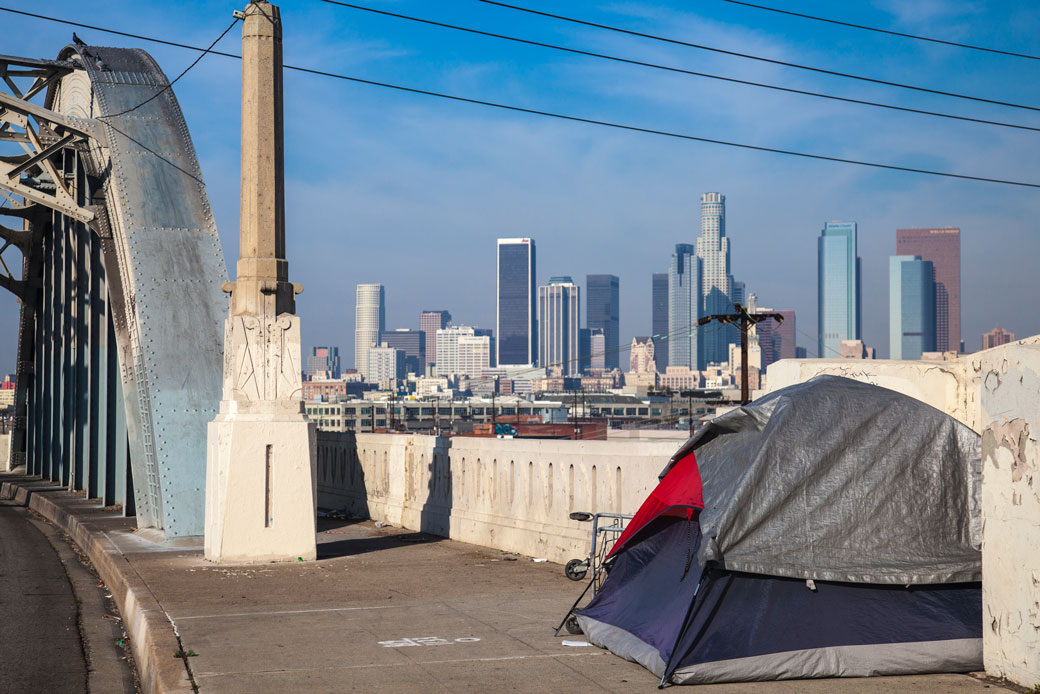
[206,0,316,564]
[976,343,1040,686]
[1,473,1012,693]
[767,337,1040,687]
[766,356,972,427]
[206,413,317,562]
[316,433,678,565]
[766,335,1040,434]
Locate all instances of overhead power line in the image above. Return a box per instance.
[474,0,1040,114]
[723,0,1040,62]
[317,1,1040,133]
[3,5,1038,189]
[100,18,239,119]
[0,6,243,60]
[256,67,1040,189]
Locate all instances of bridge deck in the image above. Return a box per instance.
[0,473,1007,694]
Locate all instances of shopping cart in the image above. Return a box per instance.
[554,511,632,636]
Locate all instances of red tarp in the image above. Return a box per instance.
[608,450,704,558]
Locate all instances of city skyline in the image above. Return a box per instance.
[2,2,1036,373]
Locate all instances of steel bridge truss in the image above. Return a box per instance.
[0,47,228,537]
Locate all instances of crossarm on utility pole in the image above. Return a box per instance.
[698,303,785,405]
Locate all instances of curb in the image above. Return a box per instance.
[0,480,195,694]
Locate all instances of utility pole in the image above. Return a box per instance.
[688,391,694,437]
[572,389,579,439]
[491,378,497,429]
[698,303,785,405]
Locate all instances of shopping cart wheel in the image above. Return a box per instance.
[565,616,584,635]
[565,558,588,581]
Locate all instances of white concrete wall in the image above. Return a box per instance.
[767,337,1040,686]
[316,432,677,564]
[0,433,9,472]
[975,342,1040,685]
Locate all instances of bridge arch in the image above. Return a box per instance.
[0,45,228,537]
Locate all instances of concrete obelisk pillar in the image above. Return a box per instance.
[205,0,317,562]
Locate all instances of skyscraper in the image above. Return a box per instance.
[982,326,1015,350]
[818,221,860,359]
[651,273,669,371]
[775,310,797,360]
[889,255,936,360]
[586,274,620,370]
[589,329,606,371]
[896,228,961,353]
[668,243,700,369]
[420,310,451,370]
[696,193,736,368]
[306,346,340,379]
[380,329,425,375]
[497,238,536,367]
[355,283,385,380]
[539,277,581,376]
[367,344,404,386]
[436,326,490,378]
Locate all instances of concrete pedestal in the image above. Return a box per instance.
[205,312,317,563]
[205,412,316,562]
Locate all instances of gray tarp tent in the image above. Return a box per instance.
[577,375,983,684]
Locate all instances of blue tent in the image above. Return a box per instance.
[576,376,983,685]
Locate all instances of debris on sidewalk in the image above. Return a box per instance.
[532,557,547,563]
[562,640,591,647]
[374,521,389,528]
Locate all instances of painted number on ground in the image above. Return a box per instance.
[378,637,481,648]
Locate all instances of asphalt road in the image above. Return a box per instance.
[0,498,137,694]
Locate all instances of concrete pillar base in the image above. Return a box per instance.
[205,413,317,563]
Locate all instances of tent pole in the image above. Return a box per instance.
[659,565,712,687]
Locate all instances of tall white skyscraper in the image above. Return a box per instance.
[696,192,735,368]
[668,243,700,369]
[538,277,581,376]
[355,283,385,381]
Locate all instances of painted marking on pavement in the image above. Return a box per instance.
[378,637,481,647]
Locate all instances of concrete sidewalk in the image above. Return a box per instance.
[0,473,1013,694]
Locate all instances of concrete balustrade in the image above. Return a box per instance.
[316,432,678,564]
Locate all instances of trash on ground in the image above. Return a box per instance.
[562,640,591,647]
[374,521,389,528]
[503,557,517,562]
[102,614,122,622]
[532,557,548,563]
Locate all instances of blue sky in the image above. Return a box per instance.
[2,0,1038,370]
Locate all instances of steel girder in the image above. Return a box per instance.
[0,47,228,537]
